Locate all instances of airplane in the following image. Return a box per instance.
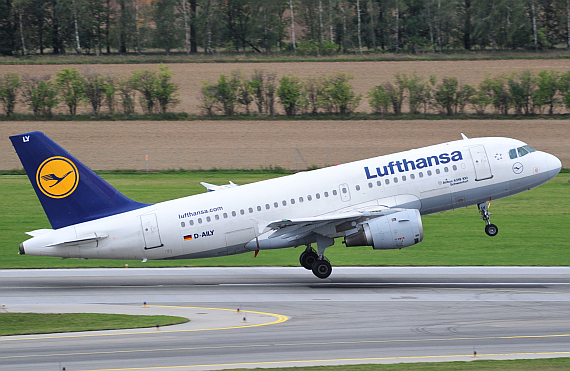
[10,131,561,279]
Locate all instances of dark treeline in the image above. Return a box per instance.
[1,0,570,57]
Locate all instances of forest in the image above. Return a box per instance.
[0,0,570,57]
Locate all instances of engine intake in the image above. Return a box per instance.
[344,209,423,250]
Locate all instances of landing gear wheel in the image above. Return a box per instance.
[312,259,332,279]
[300,250,318,270]
[485,224,498,237]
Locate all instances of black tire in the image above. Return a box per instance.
[312,259,332,279]
[300,251,318,270]
[485,224,499,237]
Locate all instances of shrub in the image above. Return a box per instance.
[456,84,476,114]
[469,89,491,115]
[434,77,458,116]
[534,70,559,115]
[55,68,85,115]
[559,71,570,111]
[103,76,117,114]
[250,70,265,115]
[0,73,21,117]
[321,73,361,115]
[130,69,158,114]
[21,75,59,117]
[200,81,218,116]
[480,75,510,115]
[83,72,106,115]
[235,71,253,115]
[215,73,240,116]
[154,65,179,114]
[264,73,277,116]
[508,70,536,115]
[117,78,136,115]
[401,73,427,114]
[368,85,391,114]
[304,77,324,114]
[277,75,302,117]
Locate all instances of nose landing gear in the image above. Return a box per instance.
[478,202,498,237]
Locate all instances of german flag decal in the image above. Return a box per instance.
[183,235,193,241]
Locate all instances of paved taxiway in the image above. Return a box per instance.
[1,267,569,371]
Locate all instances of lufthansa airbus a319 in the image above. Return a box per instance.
[10,132,561,278]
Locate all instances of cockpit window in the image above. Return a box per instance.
[509,149,517,159]
[517,146,529,157]
[523,145,536,153]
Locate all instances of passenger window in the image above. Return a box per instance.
[299,197,304,202]
[223,213,228,219]
[307,195,312,201]
[368,182,373,188]
[419,172,423,178]
[517,146,529,157]
[509,149,517,159]
[257,206,261,211]
[249,207,253,213]
[436,169,440,174]
[452,165,457,171]
[385,179,390,185]
[215,215,219,220]
[427,170,432,176]
[377,180,381,186]
[240,209,245,215]
[198,218,203,224]
[444,167,448,172]
[332,190,337,196]
[282,200,287,206]
[342,187,347,194]
[190,220,194,226]
[393,177,398,183]
[265,204,270,209]
[291,198,296,204]
[206,216,211,222]
[181,221,185,227]
[274,202,278,208]
[402,175,406,181]
[355,185,360,191]
[410,174,415,180]
[316,193,320,199]
[232,211,237,217]
[324,192,329,197]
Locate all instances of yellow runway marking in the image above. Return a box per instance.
[74,351,570,371]
[0,305,288,342]
[1,333,568,360]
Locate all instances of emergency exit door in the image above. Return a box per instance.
[469,145,493,181]
[141,214,163,249]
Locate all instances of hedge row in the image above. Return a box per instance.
[0,66,179,117]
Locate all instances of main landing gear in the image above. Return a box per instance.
[478,202,498,237]
[300,235,335,279]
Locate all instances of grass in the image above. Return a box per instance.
[0,312,188,336]
[0,171,568,269]
[1,50,569,65]
[2,112,570,122]
[225,359,570,371]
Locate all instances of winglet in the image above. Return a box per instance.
[461,133,469,140]
[10,131,151,229]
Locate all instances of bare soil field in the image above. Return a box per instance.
[1,60,569,115]
[1,120,568,170]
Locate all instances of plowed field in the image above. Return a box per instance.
[2,120,568,170]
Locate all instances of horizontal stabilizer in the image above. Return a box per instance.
[45,232,109,248]
[25,229,53,237]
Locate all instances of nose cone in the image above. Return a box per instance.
[546,153,562,179]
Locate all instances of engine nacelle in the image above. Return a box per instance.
[344,209,423,250]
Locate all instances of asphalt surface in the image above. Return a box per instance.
[1,267,569,371]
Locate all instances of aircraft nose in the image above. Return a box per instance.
[546,153,562,178]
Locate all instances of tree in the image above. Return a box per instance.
[277,75,302,116]
[154,65,179,114]
[22,75,59,117]
[55,68,85,115]
[83,71,106,115]
[154,0,180,55]
[130,69,157,114]
[534,70,559,115]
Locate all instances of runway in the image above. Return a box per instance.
[1,267,569,371]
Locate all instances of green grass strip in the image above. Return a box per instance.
[0,312,188,336]
[227,358,570,371]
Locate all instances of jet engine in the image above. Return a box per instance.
[344,209,423,250]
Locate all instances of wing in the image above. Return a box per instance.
[200,181,239,192]
[264,207,404,241]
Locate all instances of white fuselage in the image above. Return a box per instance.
[22,137,561,260]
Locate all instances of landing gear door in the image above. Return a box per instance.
[469,146,493,181]
[339,183,351,202]
[141,214,163,249]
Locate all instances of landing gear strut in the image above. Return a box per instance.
[299,235,335,279]
[478,202,498,237]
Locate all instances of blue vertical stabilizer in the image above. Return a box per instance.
[10,131,151,229]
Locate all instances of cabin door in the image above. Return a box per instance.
[141,214,163,249]
[469,145,493,181]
